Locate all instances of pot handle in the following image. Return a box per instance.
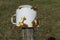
[11,14,16,25]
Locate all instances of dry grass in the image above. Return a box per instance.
[0,0,60,40]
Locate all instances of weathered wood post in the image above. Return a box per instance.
[11,5,39,40]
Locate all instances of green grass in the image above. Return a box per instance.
[0,0,60,40]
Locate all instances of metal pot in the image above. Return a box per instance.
[11,5,39,28]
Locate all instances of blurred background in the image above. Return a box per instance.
[0,0,60,40]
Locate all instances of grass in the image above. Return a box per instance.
[0,0,60,40]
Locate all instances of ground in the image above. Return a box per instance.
[0,0,60,40]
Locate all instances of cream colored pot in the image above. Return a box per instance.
[11,5,39,28]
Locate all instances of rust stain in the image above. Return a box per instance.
[32,17,39,27]
[19,16,28,28]
[18,16,39,28]
[18,7,22,9]
[31,6,37,11]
